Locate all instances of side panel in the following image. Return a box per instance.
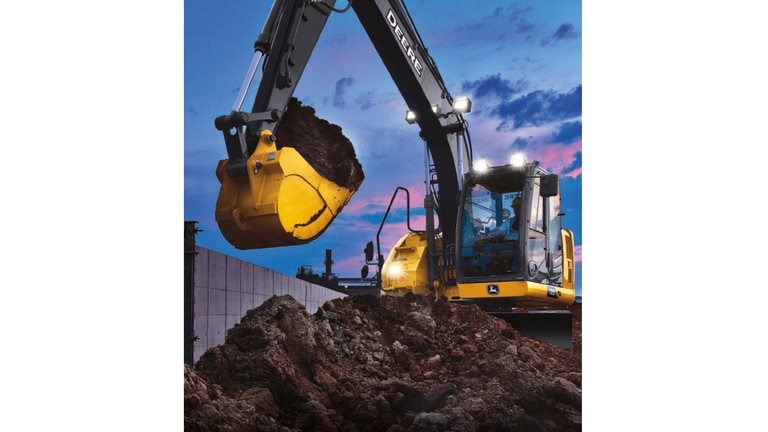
[561,229,575,289]
[459,280,575,305]
[379,232,432,296]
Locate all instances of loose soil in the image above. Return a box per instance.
[274,97,365,190]
[184,294,582,431]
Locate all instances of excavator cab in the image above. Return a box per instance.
[455,160,575,300]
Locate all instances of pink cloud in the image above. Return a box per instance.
[531,139,581,177]
[344,179,428,214]
[334,254,370,278]
[564,166,582,178]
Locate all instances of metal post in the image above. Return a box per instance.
[324,249,333,279]
[424,194,437,291]
[184,221,199,366]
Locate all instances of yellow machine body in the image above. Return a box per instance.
[379,232,434,297]
[380,231,576,306]
[215,130,362,249]
[455,280,576,304]
[560,228,576,291]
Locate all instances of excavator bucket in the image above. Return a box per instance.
[215,130,363,249]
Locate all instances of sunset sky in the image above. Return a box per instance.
[184,0,583,295]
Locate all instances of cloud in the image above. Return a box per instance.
[333,77,354,108]
[488,3,535,27]
[454,6,520,41]
[513,136,530,145]
[483,4,535,37]
[503,3,535,21]
[553,23,579,40]
[564,164,582,179]
[560,144,582,179]
[535,140,582,179]
[515,21,535,38]
[494,85,581,128]
[540,22,580,46]
[553,121,581,144]
[353,90,376,110]
[460,73,528,104]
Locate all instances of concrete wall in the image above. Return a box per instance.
[191,246,346,362]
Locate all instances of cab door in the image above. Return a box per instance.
[525,168,564,286]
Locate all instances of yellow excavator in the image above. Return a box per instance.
[213,0,576,348]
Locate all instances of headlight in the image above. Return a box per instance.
[387,263,402,277]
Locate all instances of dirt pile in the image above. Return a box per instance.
[274,97,365,190]
[184,294,582,431]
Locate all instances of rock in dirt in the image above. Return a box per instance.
[184,293,582,431]
[274,97,364,190]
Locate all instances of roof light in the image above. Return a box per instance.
[510,152,527,167]
[473,159,490,173]
[405,110,417,124]
[452,97,472,114]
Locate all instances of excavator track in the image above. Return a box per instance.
[497,310,573,352]
[475,298,575,352]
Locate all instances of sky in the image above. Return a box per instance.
[184,0,583,296]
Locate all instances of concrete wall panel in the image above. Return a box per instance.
[208,252,226,291]
[226,257,241,293]
[241,292,254,316]
[241,265,254,294]
[226,288,240,318]
[191,246,345,363]
[207,315,226,346]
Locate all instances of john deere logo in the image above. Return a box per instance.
[487,284,499,295]
[547,286,558,298]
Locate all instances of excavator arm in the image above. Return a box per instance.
[215,0,337,177]
[214,0,471,254]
